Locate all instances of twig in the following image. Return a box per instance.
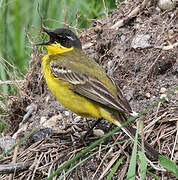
[92,146,113,179]
[0,80,24,85]
[9,115,29,179]
[82,42,94,50]
[111,0,151,29]
[9,144,19,180]
[102,0,108,17]
[161,42,178,50]
[31,153,44,180]
[144,112,167,131]
[99,151,120,180]
[0,57,24,95]
[171,121,178,161]
[82,0,152,50]
[0,162,32,174]
[146,52,162,78]
[99,142,128,180]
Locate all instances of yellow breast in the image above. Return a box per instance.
[42,54,102,118]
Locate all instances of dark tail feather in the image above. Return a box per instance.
[113,112,160,160]
[125,125,159,160]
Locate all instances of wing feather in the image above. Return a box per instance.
[51,63,132,114]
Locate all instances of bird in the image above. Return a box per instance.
[37,27,160,160]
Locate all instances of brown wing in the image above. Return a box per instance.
[109,77,132,113]
[51,63,132,114]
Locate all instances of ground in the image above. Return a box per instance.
[0,0,177,179]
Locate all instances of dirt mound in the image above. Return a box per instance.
[1,1,177,179]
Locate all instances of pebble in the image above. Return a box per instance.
[45,95,50,102]
[107,60,113,69]
[160,87,166,94]
[120,35,126,41]
[69,178,74,180]
[64,111,70,116]
[74,116,82,123]
[131,34,151,49]
[0,136,15,153]
[107,60,114,76]
[160,94,168,101]
[158,0,176,10]
[126,89,134,101]
[145,92,151,98]
[93,129,105,137]
[40,116,47,125]
[32,128,52,142]
[41,114,63,128]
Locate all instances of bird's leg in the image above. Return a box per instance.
[79,118,103,142]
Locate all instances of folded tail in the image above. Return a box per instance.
[112,112,160,160]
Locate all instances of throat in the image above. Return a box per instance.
[46,44,73,55]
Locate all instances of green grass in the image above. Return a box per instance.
[0,0,117,132]
[45,89,178,179]
[0,0,116,86]
[0,0,117,144]
[1,1,177,179]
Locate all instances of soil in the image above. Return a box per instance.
[0,0,177,179]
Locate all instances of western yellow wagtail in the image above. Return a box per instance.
[37,27,159,160]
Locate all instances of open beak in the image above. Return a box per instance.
[36,27,55,46]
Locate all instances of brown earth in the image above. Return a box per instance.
[0,0,177,179]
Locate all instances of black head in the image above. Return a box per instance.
[37,27,82,49]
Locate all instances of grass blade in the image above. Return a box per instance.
[106,156,126,180]
[58,143,120,180]
[140,121,147,180]
[158,155,178,177]
[147,171,160,180]
[126,123,139,180]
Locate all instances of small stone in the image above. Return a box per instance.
[74,116,81,123]
[32,128,52,142]
[160,87,166,94]
[0,136,15,153]
[26,103,37,112]
[107,60,113,70]
[131,34,152,49]
[120,35,126,41]
[45,95,50,102]
[160,94,168,101]
[43,115,62,128]
[93,129,105,137]
[107,60,115,76]
[145,92,151,98]
[134,23,140,30]
[64,111,70,116]
[158,0,176,10]
[40,116,47,125]
[126,89,134,101]
[68,178,74,180]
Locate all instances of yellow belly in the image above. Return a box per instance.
[42,57,101,118]
[46,75,120,126]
